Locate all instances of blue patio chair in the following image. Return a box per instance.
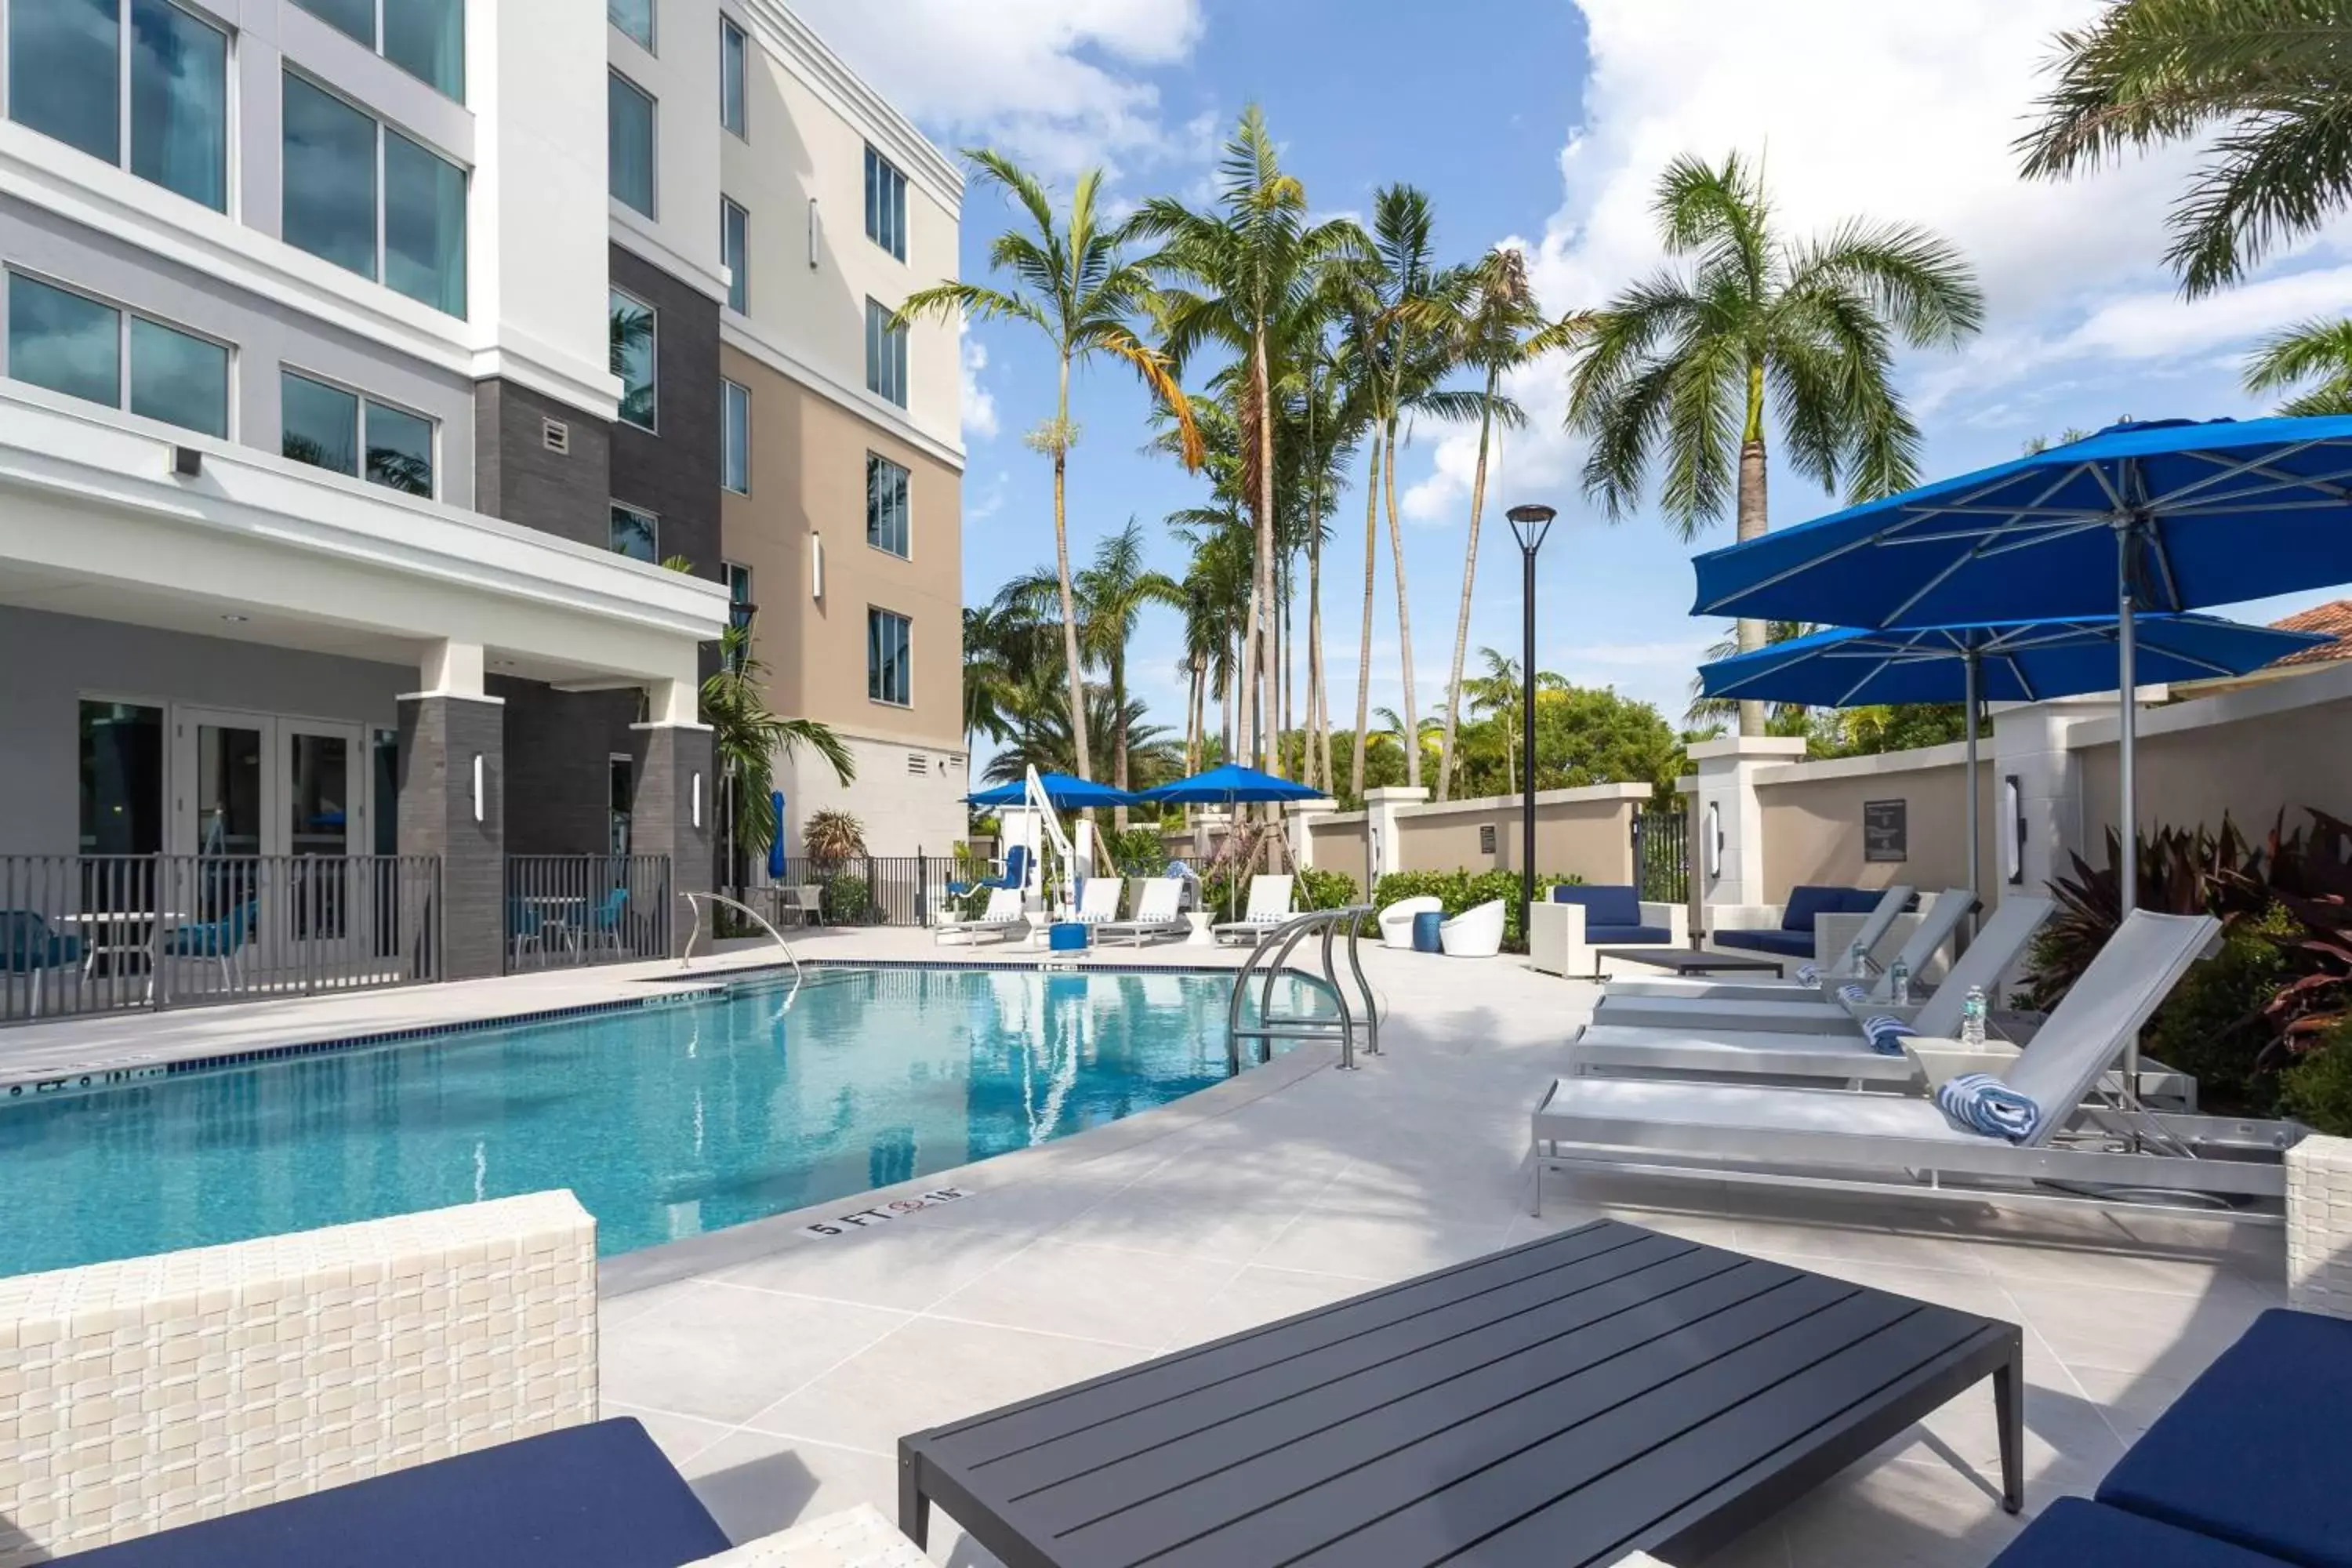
[2,911,82,1018]
[588,887,630,953]
[507,897,559,969]
[949,844,1029,898]
[162,898,255,987]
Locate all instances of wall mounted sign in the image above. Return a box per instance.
[1479,824,1497,855]
[1864,799,1909,863]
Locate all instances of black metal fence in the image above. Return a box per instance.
[503,855,672,971]
[0,855,441,1023]
[1633,807,1690,905]
[754,855,954,928]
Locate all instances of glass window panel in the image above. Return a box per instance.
[128,315,227,437]
[296,0,374,48]
[608,71,655,216]
[194,724,263,857]
[6,274,121,408]
[864,146,906,260]
[129,0,225,211]
[864,299,906,406]
[609,503,658,562]
[608,0,653,49]
[720,18,746,137]
[365,401,434,495]
[868,609,910,705]
[608,757,634,856]
[372,729,399,857]
[383,0,464,99]
[866,452,909,557]
[79,701,163,855]
[281,371,359,474]
[288,733,350,855]
[611,289,656,430]
[9,0,120,165]
[721,198,748,314]
[721,379,749,494]
[383,130,467,317]
[282,74,379,281]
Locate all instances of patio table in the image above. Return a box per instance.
[898,1218,2021,1567]
[1597,946,1784,978]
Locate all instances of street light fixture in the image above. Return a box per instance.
[1505,503,1556,925]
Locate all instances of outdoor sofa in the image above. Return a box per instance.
[1704,883,1915,966]
[1528,884,1689,977]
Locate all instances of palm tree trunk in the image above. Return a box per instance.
[1239,578,1261,774]
[1111,643,1130,833]
[1250,332,1281,778]
[1350,439,1381,800]
[1736,434,1769,737]
[1437,372,1499,802]
[1383,416,1421,789]
[1307,514,1327,793]
[1052,357,1092,779]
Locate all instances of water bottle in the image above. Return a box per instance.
[1889,956,1911,1007]
[1848,938,1867,977]
[1962,985,1987,1047]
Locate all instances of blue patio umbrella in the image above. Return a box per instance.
[1140,765,1327,919]
[1699,615,2328,899]
[964,772,1144,810]
[767,792,786,881]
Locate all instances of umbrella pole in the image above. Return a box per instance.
[2117,541,2143,1112]
[1964,648,1981,936]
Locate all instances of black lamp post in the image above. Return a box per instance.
[1504,503,1555,924]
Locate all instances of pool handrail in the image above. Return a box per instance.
[1227,906,1381,1073]
[679,891,804,996]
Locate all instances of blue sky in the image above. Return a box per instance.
[797,0,2352,764]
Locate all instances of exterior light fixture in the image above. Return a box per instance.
[1504,505,1559,921]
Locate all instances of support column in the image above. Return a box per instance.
[630,722,715,956]
[397,691,506,981]
[1285,797,1340,875]
[1363,786,1428,889]
[1991,695,2104,906]
[1686,735,1808,918]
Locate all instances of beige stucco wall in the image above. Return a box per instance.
[2080,687,2352,848]
[1391,788,1648,885]
[1308,816,1370,884]
[1757,750,1997,899]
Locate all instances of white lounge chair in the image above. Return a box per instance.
[1377,896,1443,950]
[1098,878,1189,946]
[1214,875,1295,944]
[1595,887,1978,1031]
[1533,909,2300,1221]
[1570,895,2052,1087]
[1072,877,1123,924]
[932,887,1027,946]
[1439,899,1506,958]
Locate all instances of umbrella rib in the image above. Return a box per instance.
[2149,440,2348,506]
[2000,652,2038,703]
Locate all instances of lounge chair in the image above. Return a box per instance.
[1533,909,2301,1221]
[1071,877,1123,925]
[1595,887,1976,1030]
[1377,895,1443,950]
[1570,895,2052,1089]
[1214,874,1295,944]
[933,887,1026,946]
[1098,877,1189,946]
[1439,898,1506,957]
[1705,883,1914,968]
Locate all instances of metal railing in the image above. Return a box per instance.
[759,855,952,928]
[681,890,802,990]
[1634,807,1691,904]
[0,854,441,1023]
[503,855,672,971]
[1227,906,1382,1073]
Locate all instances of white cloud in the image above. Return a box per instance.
[960,325,1000,442]
[788,0,1206,177]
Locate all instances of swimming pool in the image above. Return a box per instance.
[0,966,1331,1279]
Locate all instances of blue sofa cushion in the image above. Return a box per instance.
[1714,928,1813,957]
[1588,924,1673,946]
[1553,884,1642,927]
[1991,1499,2298,1567]
[1779,884,1850,934]
[55,1417,731,1567]
[1841,886,1896,914]
[2096,1308,2352,1568]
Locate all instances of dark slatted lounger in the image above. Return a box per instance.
[899,1219,2021,1568]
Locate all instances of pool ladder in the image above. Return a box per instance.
[1226,906,1382,1074]
[679,892,804,1004]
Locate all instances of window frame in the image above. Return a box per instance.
[294,0,466,100]
[862,143,906,262]
[866,450,910,559]
[720,195,749,314]
[720,376,750,495]
[719,14,747,139]
[864,298,907,408]
[721,560,753,667]
[608,500,660,564]
[867,606,912,708]
[281,67,469,318]
[278,363,439,499]
[3,267,234,439]
[608,0,655,53]
[610,285,659,434]
[6,0,234,212]
[608,67,658,218]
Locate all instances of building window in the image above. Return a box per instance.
[80,700,164,855]
[608,755,634,856]
[609,502,659,562]
[722,561,753,666]
[281,369,436,497]
[720,16,746,138]
[868,608,911,706]
[863,144,906,261]
[720,198,748,314]
[298,0,463,98]
[864,299,907,408]
[7,0,228,212]
[5,272,228,437]
[721,378,750,494]
[608,70,655,217]
[608,0,653,51]
[282,73,468,317]
[610,288,656,431]
[866,452,909,557]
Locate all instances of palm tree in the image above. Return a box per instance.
[1436,247,1584,800]
[961,601,1051,746]
[1127,107,1363,779]
[895,153,1200,786]
[2017,0,2352,298]
[1465,648,1523,796]
[1566,152,1984,735]
[982,686,1183,793]
[2245,318,2352,414]
[1685,619,1817,727]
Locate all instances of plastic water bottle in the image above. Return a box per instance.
[1889,956,1911,1007]
[1847,938,1868,978]
[1962,985,1987,1047]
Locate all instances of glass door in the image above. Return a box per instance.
[283,725,358,957]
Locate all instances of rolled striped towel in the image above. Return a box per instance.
[1795,964,1820,986]
[1934,1073,2042,1143]
[1836,982,1869,1005]
[1861,1014,1911,1055]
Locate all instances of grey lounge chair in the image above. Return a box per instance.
[1534,910,2300,1222]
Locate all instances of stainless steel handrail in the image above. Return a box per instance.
[1226,906,1381,1073]
[680,891,804,996]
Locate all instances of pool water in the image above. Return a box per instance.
[0,967,1331,1278]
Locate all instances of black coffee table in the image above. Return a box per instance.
[898,1220,2022,1567]
[1596,946,1786,978]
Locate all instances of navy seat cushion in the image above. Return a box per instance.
[2096,1308,2352,1568]
[1588,924,1672,946]
[56,1417,731,1568]
[1715,928,1813,956]
[1779,884,1850,934]
[1991,1499,2296,1567]
[1552,884,1642,927]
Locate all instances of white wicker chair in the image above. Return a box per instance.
[1377,895,1443,949]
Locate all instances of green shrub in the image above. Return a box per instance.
[2281,1020,2352,1135]
[1105,827,1170,877]
[1298,869,1359,909]
[822,873,876,924]
[2144,902,2298,1110]
[1370,869,1582,954]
